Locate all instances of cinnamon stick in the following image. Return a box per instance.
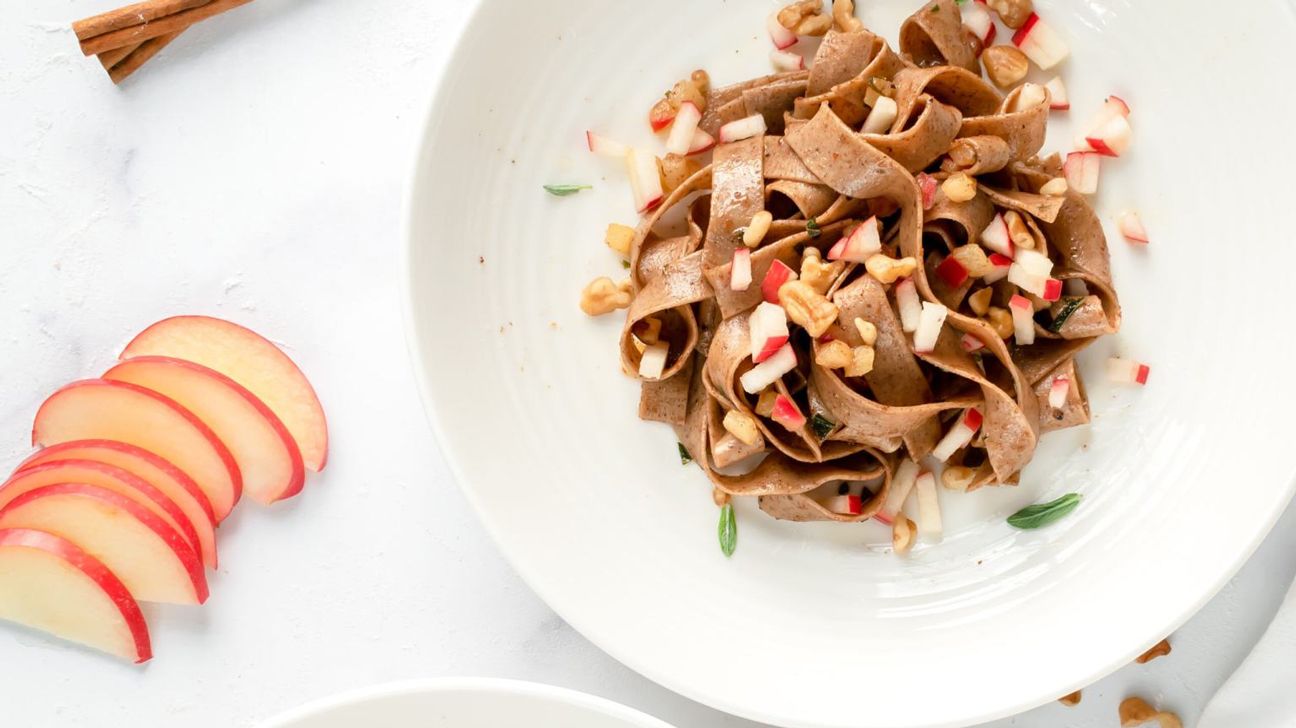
[98,43,142,70]
[74,0,211,41]
[78,0,252,56]
[106,30,183,84]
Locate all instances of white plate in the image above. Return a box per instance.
[403,2,1296,726]
[258,678,676,728]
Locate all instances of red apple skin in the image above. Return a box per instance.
[121,316,329,472]
[16,439,219,570]
[0,483,208,605]
[104,356,305,504]
[18,439,215,528]
[0,460,202,565]
[31,379,242,522]
[0,528,152,663]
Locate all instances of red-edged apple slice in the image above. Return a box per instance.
[768,49,804,71]
[767,11,797,50]
[895,278,922,333]
[979,213,1014,258]
[1044,77,1069,110]
[1008,294,1036,345]
[18,440,216,567]
[103,357,304,506]
[32,380,241,522]
[760,260,798,303]
[770,394,807,431]
[121,316,328,472]
[739,343,797,394]
[0,484,207,605]
[1011,12,1069,69]
[749,302,790,363]
[0,528,151,663]
[0,460,205,569]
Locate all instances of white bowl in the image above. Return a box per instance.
[257,678,675,728]
[403,1,1296,726]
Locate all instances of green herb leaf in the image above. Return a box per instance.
[1007,493,1082,530]
[621,260,631,269]
[1047,298,1084,333]
[718,503,737,557]
[806,217,822,238]
[543,184,592,197]
[678,442,693,465]
[930,2,940,11]
[810,413,836,441]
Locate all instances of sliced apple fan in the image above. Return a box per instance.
[616,0,1120,532]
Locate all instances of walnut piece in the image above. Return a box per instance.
[1058,690,1082,707]
[986,0,1033,29]
[580,277,633,316]
[779,280,840,338]
[982,45,1030,88]
[1119,697,1182,728]
[1135,638,1172,664]
[778,0,832,36]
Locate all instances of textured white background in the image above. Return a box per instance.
[0,1,1292,726]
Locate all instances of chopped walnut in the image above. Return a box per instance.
[831,0,863,31]
[815,340,854,369]
[1004,210,1036,250]
[1119,697,1182,728]
[986,0,1033,29]
[712,487,731,507]
[605,223,636,257]
[941,466,976,491]
[778,0,832,36]
[864,254,918,284]
[982,45,1030,88]
[950,244,993,277]
[630,316,662,353]
[968,287,994,316]
[1058,690,1082,707]
[853,317,878,345]
[1135,638,1171,664]
[893,515,917,554]
[800,247,846,294]
[744,211,774,248]
[1040,177,1069,196]
[843,345,875,377]
[986,306,1014,339]
[942,172,978,203]
[580,277,633,316]
[648,71,711,130]
[723,410,762,447]
[755,388,780,417]
[779,280,839,338]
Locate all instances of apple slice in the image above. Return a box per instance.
[749,302,790,363]
[121,316,328,472]
[32,379,241,522]
[18,440,217,568]
[0,528,151,663]
[0,460,204,569]
[104,357,305,506]
[1044,77,1069,110]
[912,302,948,354]
[0,484,207,605]
[761,260,798,303]
[895,278,922,333]
[718,114,767,143]
[769,49,804,71]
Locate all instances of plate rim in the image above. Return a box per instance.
[256,677,678,728]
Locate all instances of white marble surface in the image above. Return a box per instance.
[0,2,1292,726]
